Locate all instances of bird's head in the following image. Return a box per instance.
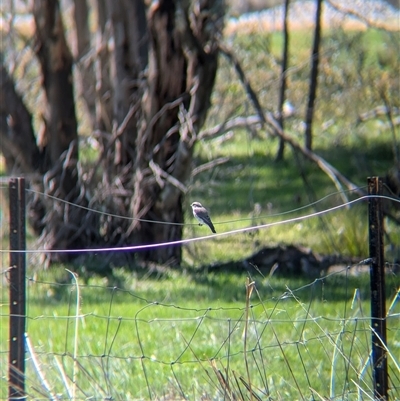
[191,202,203,208]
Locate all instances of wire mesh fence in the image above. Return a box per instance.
[1,264,399,400]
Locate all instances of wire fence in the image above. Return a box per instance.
[1,178,399,400]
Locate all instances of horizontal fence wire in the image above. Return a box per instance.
[0,192,399,255]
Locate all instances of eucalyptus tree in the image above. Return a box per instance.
[0,0,225,266]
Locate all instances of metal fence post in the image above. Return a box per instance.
[368,176,388,400]
[9,177,27,400]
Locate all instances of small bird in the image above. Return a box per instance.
[191,202,216,233]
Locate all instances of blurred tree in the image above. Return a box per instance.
[275,0,290,161]
[304,0,323,151]
[0,0,225,266]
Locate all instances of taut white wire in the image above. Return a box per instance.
[2,194,399,254]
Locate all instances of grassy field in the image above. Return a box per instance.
[1,21,399,401]
[1,267,399,399]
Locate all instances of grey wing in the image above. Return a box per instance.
[203,215,216,233]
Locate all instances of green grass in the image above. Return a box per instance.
[1,268,399,400]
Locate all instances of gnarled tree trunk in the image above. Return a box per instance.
[131,0,224,265]
[32,0,99,260]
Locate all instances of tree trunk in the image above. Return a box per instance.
[83,0,149,250]
[131,0,224,265]
[91,0,113,136]
[33,0,78,181]
[275,0,290,161]
[71,0,97,128]
[107,0,147,167]
[304,0,323,151]
[0,58,41,175]
[33,0,98,261]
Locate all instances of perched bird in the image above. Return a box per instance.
[191,202,216,233]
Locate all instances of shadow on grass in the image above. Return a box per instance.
[25,247,399,307]
[190,137,394,216]
[189,267,399,305]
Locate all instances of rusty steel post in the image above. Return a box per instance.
[368,176,388,400]
[9,177,27,400]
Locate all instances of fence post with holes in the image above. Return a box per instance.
[368,176,388,400]
[9,177,27,400]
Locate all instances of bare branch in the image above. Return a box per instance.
[380,93,400,165]
[149,159,188,194]
[358,105,400,123]
[192,157,230,177]
[199,115,262,140]
[219,44,266,126]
